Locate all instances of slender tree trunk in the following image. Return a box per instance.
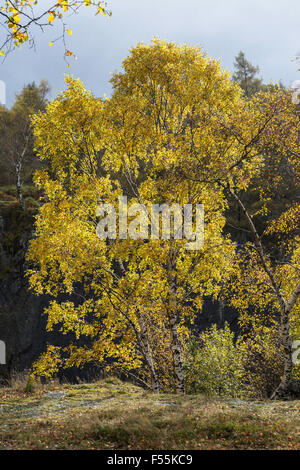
[217,298,224,327]
[226,186,300,399]
[168,270,185,394]
[271,307,293,399]
[15,161,25,210]
[271,283,300,399]
[169,310,185,394]
[137,315,160,394]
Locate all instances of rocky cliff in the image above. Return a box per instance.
[0,204,51,381]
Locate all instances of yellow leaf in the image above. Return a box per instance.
[48,12,55,23]
[66,29,72,36]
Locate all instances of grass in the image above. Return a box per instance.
[0,377,299,450]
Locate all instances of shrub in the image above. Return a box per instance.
[183,323,289,399]
[183,324,246,397]
[239,326,284,399]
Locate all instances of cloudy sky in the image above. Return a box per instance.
[1,0,300,107]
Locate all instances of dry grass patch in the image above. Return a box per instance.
[0,378,299,450]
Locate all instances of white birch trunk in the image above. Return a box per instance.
[16,161,25,210]
[137,315,160,394]
[168,271,185,394]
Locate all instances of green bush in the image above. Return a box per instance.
[183,324,246,397]
[183,323,289,399]
[238,326,284,399]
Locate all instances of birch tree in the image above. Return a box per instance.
[27,39,241,392]
[174,85,300,398]
[0,80,49,208]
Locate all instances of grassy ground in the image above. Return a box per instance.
[0,377,299,450]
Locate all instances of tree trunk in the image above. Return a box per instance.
[217,298,224,327]
[169,310,185,394]
[226,187,300,399]
[137,315,160,394]
[15,161,25,210]
[271,307,294,399]
[168,268,185,394]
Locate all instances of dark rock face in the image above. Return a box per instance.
[0,207,51,381]
[0,205,239,382]
[0,273,50,375]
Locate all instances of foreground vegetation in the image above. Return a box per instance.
[0,378,299,450]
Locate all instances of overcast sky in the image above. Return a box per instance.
[1,0,300,107]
